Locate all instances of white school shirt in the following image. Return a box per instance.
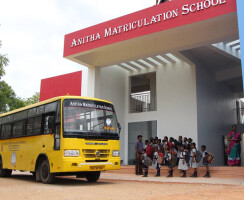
[177,149,181,158]
[154,152,159,161]
[180,151,186,159]
[190,148,197,157]
[202,151,208,159]
[165,152,171,161]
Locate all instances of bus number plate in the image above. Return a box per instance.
[90,166,104,170]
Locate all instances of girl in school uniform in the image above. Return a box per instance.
[201,145,211,178]
[153,147,161,177]
[178,145,188,177]
[190,143,198,178]
[176,144,182,166]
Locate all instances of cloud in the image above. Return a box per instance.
[0,0,152,98]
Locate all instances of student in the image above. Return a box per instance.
[178,136,183,146]
[164,136,169,143]
[182,137,188,146]
[141,149,149,177]
[144,140,149,149]
[176,144,182,166]
[168,137,175,148]
[157,139,162,150]
[187,138,193,151]
[178,145,188,177]
[135,135,143,175]
[201,145,210,178]
[190,143,198,178]
[158,147,164,168]
[165,148,172,177]
[153,147,161,177]
[165,147,177,177]
[146,139,154,160]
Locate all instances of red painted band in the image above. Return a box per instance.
[63,0,237,57]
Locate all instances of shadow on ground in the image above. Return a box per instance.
[3,174,115,186]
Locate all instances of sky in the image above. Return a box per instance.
[0,0,153,98]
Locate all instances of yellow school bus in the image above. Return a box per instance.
[0,96,121,184]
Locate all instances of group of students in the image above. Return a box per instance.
[135,135,213,178]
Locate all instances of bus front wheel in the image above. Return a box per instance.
[86,171,100,182]
[40,159,55,184]
[0,157,12,177]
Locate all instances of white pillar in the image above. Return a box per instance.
[86,67,101,98]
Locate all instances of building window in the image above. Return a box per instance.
[129,72,157,113]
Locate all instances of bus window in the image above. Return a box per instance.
[56,101,61,123]
[54,101,61,150]
[27,118,34,135]
[37,106,45,115]
[13,121,25,137]
[2,115,13,124]
[33,116,42,135]
[1,124,12,139]
[44,115,55,134]
[28,108,37,117]
[45,102,57,113]
[14,111,27,121]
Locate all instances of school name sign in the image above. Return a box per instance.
[70,0,227,48]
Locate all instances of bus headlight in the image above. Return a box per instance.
[64,150,80,157]
[112,151,120,157]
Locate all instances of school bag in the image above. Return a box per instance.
[207,152,214,164]
[195,150,202,163]
[146,145,153,158]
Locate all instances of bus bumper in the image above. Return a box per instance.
[57,158,121,173]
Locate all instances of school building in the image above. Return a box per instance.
[59,0,244,166]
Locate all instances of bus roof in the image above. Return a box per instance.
[0,96,113,118]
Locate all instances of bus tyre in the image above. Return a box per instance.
[86,171,100,182]
[40,159,55,184]
[0,157,12,177]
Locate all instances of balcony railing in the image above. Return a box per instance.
[130,91,155,113]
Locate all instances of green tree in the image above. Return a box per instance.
[0,40,40,113]
[0,41,9,79]
[0,40,26,113]
[23,92,40,106]
[0,80,26,113]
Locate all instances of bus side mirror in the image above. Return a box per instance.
[118,123,121,134]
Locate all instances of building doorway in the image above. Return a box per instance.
[128,120,157,165]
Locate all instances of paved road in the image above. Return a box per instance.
[0,172,244,200]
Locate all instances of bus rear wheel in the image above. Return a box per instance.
[40,159,55,184]
[0,157,12,177]
[86,171,100,182]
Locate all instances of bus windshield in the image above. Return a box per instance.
[63,99,119,139]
